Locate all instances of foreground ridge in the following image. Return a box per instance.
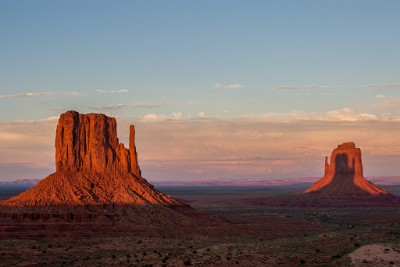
[2,110,180,206]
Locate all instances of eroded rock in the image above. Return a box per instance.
[305,142,389,197]
[3,111,178,206]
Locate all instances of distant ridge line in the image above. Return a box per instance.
[1,176,400,188]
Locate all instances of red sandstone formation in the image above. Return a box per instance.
[3,111,179,206]
[304,142,389,197]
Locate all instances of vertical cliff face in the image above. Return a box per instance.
[55,111,140,176]
[4,110,178,206]
[323,142,363,178]
[305,142,389,197]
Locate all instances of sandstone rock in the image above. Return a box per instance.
[129,125,142,178]
[3,111,179,206]
[55,110,140,174]
[304,142,389,197]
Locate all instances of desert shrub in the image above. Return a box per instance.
[183,258,192,266]
[300,259,306,264]
[354,243,360,248]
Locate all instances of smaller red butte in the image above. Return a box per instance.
[305,142,389,197]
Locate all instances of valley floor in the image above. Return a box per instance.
[1,185,400,266]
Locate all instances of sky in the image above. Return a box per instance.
[0,1,400,183]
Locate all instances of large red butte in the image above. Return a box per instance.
[4,111,179,206]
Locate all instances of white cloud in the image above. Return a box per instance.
[141,114,167,122]
[0,92,54,98]
[242,108,378,122]
[141,112,184,122]
[65,91,88,96]
[198,112,206,118]
[375,95,385,98]
[324,108,376,121]
[130,117,400,180]
[2,112,400,182]
[171,112,182,120]
[214,83,243,89]
[132,103,162,109]
[273,86,298,90]
[46,116,60,121]
[364,83,400,88]
[96,89,128,93]
[273,84,337,90]
[88,103,162,111]
[88,104,127,110]
[227,84,243,89]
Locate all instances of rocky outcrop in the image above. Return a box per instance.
[55,111,141,175]
[2,111,179,206]
[305,142,389,197]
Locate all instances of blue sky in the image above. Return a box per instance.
[1,0,399,120]
[0,1,399,182]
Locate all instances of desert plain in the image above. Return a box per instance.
[0,185,399,266]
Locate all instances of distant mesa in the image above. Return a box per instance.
[304,142,390,197]
[2,110,180,206]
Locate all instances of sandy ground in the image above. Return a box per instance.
[349,243,400,266]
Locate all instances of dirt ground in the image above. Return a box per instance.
[349,243,400,266]
[0,186,400,266]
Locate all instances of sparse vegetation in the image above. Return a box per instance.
[0,188,400,266]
